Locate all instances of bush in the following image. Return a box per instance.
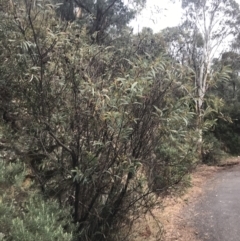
[0,159,74,241]
[0,1,199,240]
[202,132,227,164]
[213,103,240,155]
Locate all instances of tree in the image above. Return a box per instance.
[54,0,146,43]
[132,27,166,60]
[179,0,240,157]
[208,50,240,156]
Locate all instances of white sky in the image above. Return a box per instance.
[130,0,183,33]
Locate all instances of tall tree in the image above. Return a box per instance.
[55,0,146,43]
[180,0,240,156]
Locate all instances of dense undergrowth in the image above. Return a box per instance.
[0,0,240,240]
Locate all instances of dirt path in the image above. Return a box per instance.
[161,164,224,241]
[188,162,240,241]
[168,158,240,241]
[130,158,240,241]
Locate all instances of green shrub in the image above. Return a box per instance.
[0,1,201,240]
[0,159,74,241]
[202,132,227,164]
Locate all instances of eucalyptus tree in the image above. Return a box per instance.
[161,26,204,67]
[178,0,240,157]
[131,27,167,60]
[54,0,146,43]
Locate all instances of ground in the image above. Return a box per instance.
[130,157,240,241]
[191,159,240,241]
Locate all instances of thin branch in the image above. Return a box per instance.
[44,122,73,154]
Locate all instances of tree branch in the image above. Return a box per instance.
[103,0,118,16]
[44,122,73,154]
[74,0,92,14]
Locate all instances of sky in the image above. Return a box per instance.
[130,0,183,33]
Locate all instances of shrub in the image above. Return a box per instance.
[0,1,198,240]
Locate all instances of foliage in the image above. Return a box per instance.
[54,0,146,43]
[3,0,239,239]
[149,96,198,191]
[213,103,240,155]
[165,0,240,162]
[202,132,227,164]
[0,1,200,240]
[208,50,240,156]
[0,159,74,241]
